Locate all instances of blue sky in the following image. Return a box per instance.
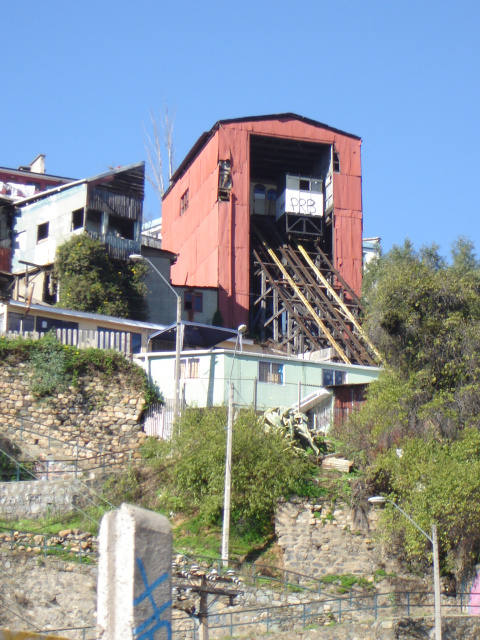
[2,1,479,257]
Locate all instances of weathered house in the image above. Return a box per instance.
[11,163,145,304]
[161,114,374,364]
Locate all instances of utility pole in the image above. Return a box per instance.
[174,569,243,640]
[221,381,234,567]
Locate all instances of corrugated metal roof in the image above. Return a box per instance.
[13,162,145,207]
[7,300,166,331]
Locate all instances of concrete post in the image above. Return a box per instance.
[97,503,172,640]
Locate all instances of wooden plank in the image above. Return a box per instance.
[322,457,353,473]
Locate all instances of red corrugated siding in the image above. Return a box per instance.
[0,248,11,272]
[162,116,363,328]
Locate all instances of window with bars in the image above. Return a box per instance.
[180,357,200,379]
[259,361,284,385]
[180,188,189,215]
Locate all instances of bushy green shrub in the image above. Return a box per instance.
[144,407,317,536]
[0,332,162,406]
[369,428,480,576]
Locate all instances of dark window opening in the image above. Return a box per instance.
[322,369,345,386]
[333,151,340,173]
[86,209,103,234]
[180,189,189,215]
[7,312,34,333]
[184,291,203,313]
[72,208,84,230]
[218,160,232,201]
[299,179,310,191]
[108,215,135,240]
[37,222,49,243]
[35,316,78,333]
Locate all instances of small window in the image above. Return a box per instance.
[259,361,284,385]
[180,357,199,379]
[322,369,345,386]
[184,291,203,313]
[86,209,103,233]
[180,188,189,215]
[37,222,49,242]
[333,151,340,173]
[218,160,232,201]
[299,179,310,191]
[7,312,34,333]
[35,316,78,332]
[108,214,135,240]
[72,208,84,230]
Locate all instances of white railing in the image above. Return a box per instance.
[3,328,132,357]
[143,400,174,439]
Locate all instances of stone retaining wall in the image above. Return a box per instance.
[275,497,385,579]
[0,479,92,520]
[0,362,148,468]
[0,551,97,640]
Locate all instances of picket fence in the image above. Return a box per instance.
[3,328,132,357]
[143,400,175,439]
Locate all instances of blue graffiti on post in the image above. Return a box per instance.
[133,557,172,639]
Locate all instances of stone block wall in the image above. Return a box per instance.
[275,497,385,579]
[0,362,148,469]
[0,479,90,520]
[0,551,97,640]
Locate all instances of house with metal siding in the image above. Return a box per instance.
[135,348,380,430]
[0,299,166,354]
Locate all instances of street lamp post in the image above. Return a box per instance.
[129,254,182,419]
[368,496,442,640]
[221,323,247,567]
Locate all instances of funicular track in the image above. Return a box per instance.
[251,223,381,365]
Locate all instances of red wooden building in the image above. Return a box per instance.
[162,114,366,360]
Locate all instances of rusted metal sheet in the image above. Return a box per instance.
[0,248,11,272]
[333,384,367,426]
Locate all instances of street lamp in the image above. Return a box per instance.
[129,254,182,419]
[368,496,442,640]
[221,323,247,567]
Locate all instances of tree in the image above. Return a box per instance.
[370,428,480,578]
[341,238,480,455]
[143,407,316,535]
[335,237,480,576]
[54,233,148,320]
[143,102,176,203]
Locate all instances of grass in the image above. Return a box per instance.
[0,506,107,537]
[172,513,273,560]
[320,573,374,592]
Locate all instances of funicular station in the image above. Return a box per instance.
[161,114,379,366]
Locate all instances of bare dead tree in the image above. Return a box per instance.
[143,100,176,204]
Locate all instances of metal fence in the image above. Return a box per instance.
[172,591,480,639]
[3,327,132,357]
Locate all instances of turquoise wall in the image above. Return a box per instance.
[140,350,380,411]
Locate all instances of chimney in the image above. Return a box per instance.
[29,154,46,174]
